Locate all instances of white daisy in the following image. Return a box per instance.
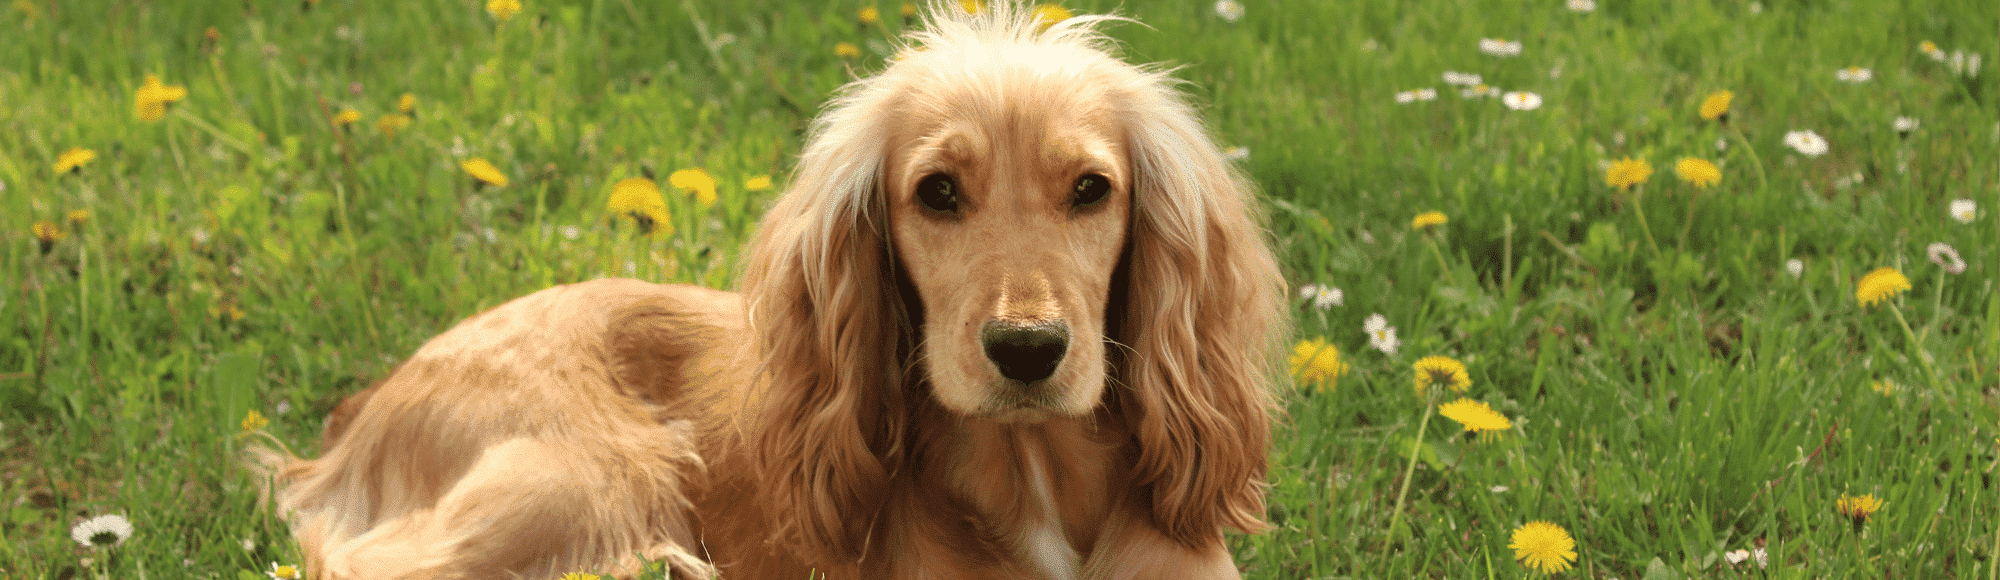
[1783,130,1829,156]
[269,562,303,580]
[1364,314,1400,355]
[71,514,134,549]
[1501,91,1543,110]
[1312,286,1344,309]
[1213,0,1243,22]
[1748,1,1763,14]
[1415,88,1438,101]
[1785,258,1804,278]
[1893,116,1918,134]
[1395,90,1418,104]
[1752,546,1768,568]
[1715,137,1729,151]
[1724,549,1750,565]
[1460,84,1497,98]
[1928,242,1967,274]
[1478,38,1523,57]
[1441,71,1483,86]
[1950,199,1976,223]
[1835,66,1873,83]
[1222,146,1250,161]
[1566,0,1596,12]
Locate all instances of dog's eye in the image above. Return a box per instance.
[1072,173,1111,207]
[915,174,960,213]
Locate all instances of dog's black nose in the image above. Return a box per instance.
[981,321,1068,384]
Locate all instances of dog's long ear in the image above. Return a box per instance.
[738,77,909,564]
[1114,73,1286,550]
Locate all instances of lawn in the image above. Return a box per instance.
[3,0,1997,578]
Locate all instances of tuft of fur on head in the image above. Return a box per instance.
[743,0,1285,561]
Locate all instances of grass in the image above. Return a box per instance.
[3,0,1996,578]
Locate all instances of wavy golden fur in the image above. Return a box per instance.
[253,3,1285,578]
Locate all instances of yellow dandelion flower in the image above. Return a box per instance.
[858,6,880,25]
[669,168,718,208]
[1509,521,1578,574]
[134,73,188,121]
[377,114,412,138]
[1289,338,1349,391]
[486,0,521,21]
[1033,4,1072,29]
[1411,211,1447,230]
[32,221,65,243]
[745,175,774,191]
[241,409,269,432]
[1699,90,1733,121]
[835,42,861,59]
[1438,398,1511,440]
[557,574,600,580]
[55,147,97,174]
[901,2,917,18]
[1673,157,1721,189]
[1920,41,1939,55]
[1836,493,1882,530]
[67,210,91,224]
[608,177,673,237]
[1854,267,1910,307]
[1413,355,1471,397]
[1870,379,1896,395]
[1605,157,1653,189]
[461,158,510,188]
[331,108,362,127]
[398,93,417,114]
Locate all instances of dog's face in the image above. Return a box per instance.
[883,62,1131,423]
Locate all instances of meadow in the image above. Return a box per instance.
[3,0,1997,578]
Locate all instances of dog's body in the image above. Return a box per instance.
[257,4,1284,579]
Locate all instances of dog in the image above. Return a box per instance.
[254,3,1285,578]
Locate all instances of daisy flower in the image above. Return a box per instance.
[1673,157,1721,189]
[1411,211,1447,230]
[1854,267,1910,307]
[1785,258,1804,278]
[1926,242,1965,274]
[1222,146,1250,161]
[1364,314,1399,355]
[1604,157,1653,189]
[1698,90,1732,122]
[1289,337,1349,391]
[1893,116,1917,135]
[1501,91,1542,110]
[54,147,97,174]
[461,158,509,188]
[1566,0,1596,12]
[1299,284,1343,309]
[1395,90,1418,104]
[1438,398,1511,440]
[1460,84,1497,98]
[1441,71,1483,86]
[1920,41,1945,61]
[1835,66,1873,83]
[134,73,188,121]
[71,514,134,549]
[1949,199,1975,223]
[1509,521,1578,573]
[834,42,861,59]
[608,177,672,236]
[1478,37,1523,57]
[485,0,521,22]
[1782,130,1829,156]
[1835,493,1883,531]
[745,175,774,191]
[668,168,718,208]
[1724,549,1750,565]
[1415,88,1437,101]
[1213,0,1243,22]
[268,562,302,580]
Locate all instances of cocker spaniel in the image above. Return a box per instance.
[254,3,1285,579]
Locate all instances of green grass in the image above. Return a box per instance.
[3,0,1997,578]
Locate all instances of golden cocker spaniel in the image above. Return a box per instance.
[255,3,1285,579]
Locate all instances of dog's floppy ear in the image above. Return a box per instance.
[1112,73,1286,549]
[738,76,910,563]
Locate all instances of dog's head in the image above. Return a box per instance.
[742,1,1284,560]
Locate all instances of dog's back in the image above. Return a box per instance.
[253,279,747,579]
